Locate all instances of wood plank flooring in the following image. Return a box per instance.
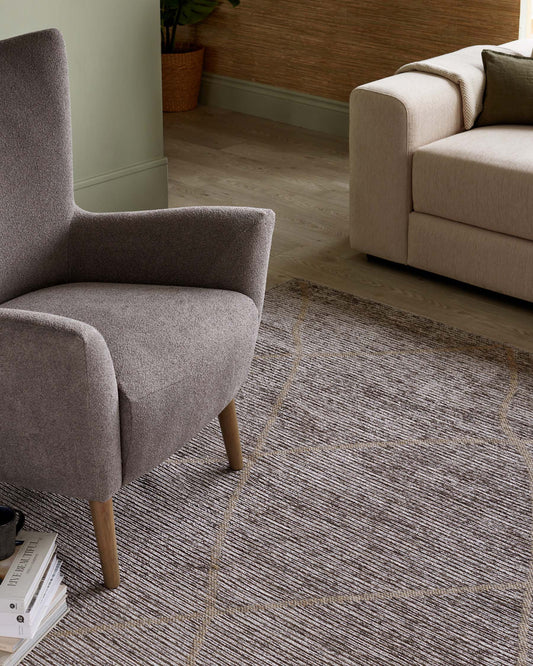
[164,106,533,352]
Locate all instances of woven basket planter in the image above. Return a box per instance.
[161,47,205,112]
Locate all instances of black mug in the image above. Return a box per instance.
[0,507,25,561]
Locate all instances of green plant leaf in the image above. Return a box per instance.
[161,0,241,44]
[179,0,219,25]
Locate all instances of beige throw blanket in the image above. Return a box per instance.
[397,45,518,129]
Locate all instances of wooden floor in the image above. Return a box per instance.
[164,106,533,352]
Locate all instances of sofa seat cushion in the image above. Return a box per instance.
[2,283,259,484]
[412,126,533,241]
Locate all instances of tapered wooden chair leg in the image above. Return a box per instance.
[89,498,120,589]
[218,399,244,470]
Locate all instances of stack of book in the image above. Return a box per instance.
[0,532,68,666]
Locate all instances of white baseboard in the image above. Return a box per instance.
[74,158,169,212]
[199,73,349,137]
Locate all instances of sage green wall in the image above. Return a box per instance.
[0,0,168,212]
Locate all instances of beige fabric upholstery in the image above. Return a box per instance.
[350,72,463,263]
[350,38,533,302]
[408,213,533,302]
[413,126,533,242]
[396,45,518,130]
[501,38,533,55]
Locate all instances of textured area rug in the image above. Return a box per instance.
[2,280,533,665]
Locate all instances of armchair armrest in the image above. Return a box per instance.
[0,309,121,501]
[69,206,275,315]
[350,71,463,263]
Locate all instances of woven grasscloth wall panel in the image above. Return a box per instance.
[183,0,519,102]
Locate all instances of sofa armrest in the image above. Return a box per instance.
[69,206,275,316]
[0,309,121,501]
[350,71,463,263]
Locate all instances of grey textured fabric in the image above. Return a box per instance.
[3,284,259,488]
[69,206,275,316]
[0,29,72,303]
[0,309,121,500]
[0,29,273,503]
[412,126,533,242]
[1,280,531,664]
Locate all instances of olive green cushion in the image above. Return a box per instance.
[475,49,533,127]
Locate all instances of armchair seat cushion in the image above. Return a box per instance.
[2,283,259,484]
[412,126,533,242]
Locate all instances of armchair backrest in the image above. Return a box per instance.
[0,29,73,303]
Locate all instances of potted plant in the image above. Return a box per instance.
[161,0,240,112]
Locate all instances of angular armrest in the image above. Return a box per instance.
[69,206,275,315]
[350,71,463,263]
[0,309,121,501]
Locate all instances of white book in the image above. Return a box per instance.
[0,561,62,638]
[0,587,67,654]
[0,532,57,613]
[0,587,68,665]
[21,558,60,618]
[0,556,57,633]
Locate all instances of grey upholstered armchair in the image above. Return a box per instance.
[0,29,274,588]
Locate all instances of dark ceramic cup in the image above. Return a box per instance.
[0,506,25,561]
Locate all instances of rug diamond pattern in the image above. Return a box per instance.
[2,280,531,665]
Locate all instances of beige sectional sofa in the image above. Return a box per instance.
[349,39,533,303]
